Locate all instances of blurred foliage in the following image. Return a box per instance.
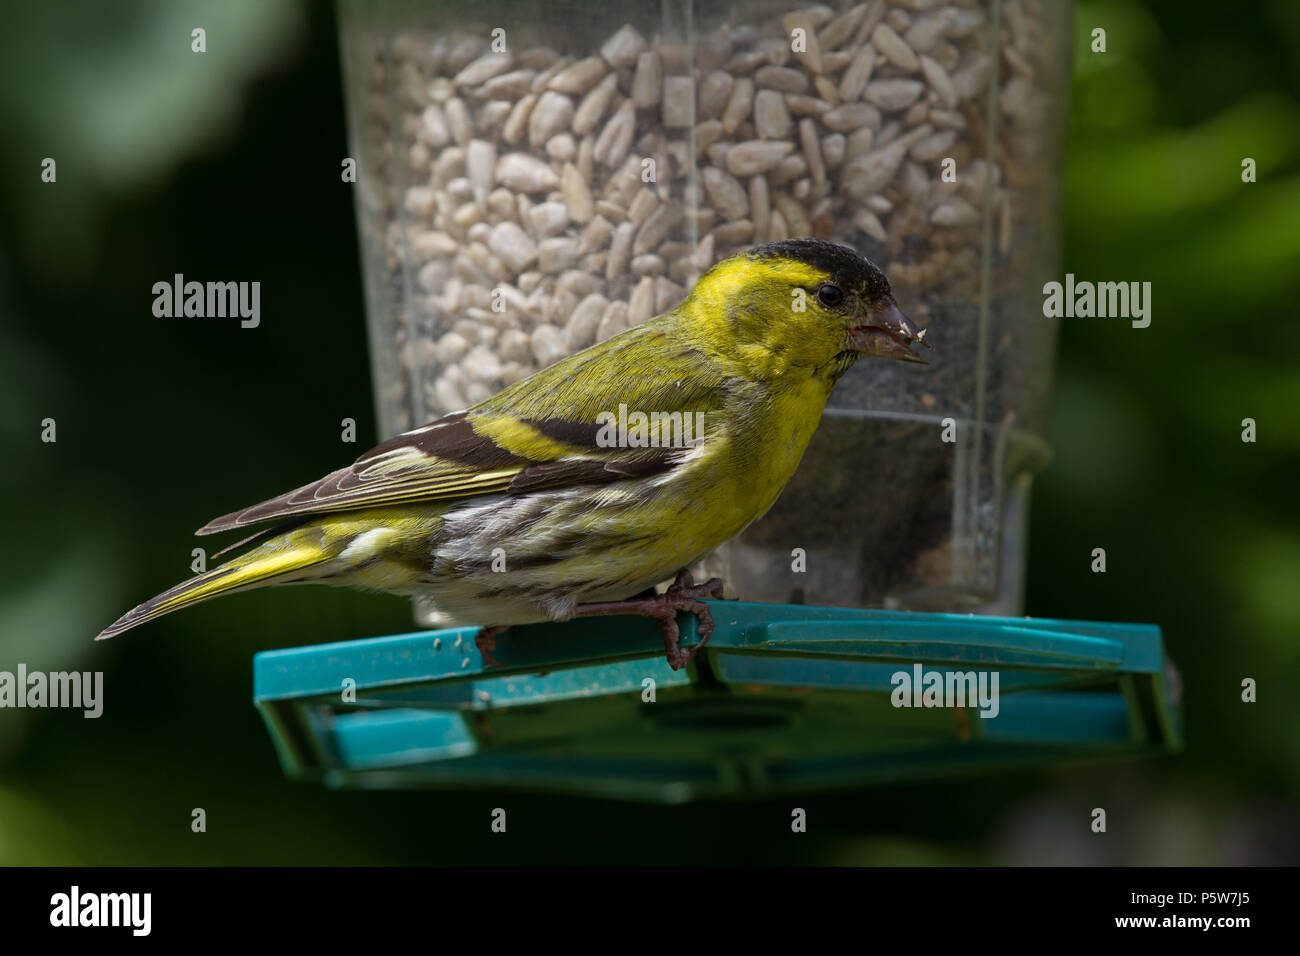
[1030,0,1300,822]
[0,0,303,273]
[0,0,1297,864]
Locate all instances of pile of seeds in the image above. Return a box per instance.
[350,0,1055,432]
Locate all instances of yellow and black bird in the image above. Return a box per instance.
[98,238,930,668]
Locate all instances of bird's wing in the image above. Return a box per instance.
[197,319,730,535]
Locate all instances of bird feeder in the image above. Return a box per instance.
[255,0,1181,797]
[255,602,1181,801]
[341,0,1067,618]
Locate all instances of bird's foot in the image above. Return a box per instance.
[474,625,507,667]
[573,569,725,671]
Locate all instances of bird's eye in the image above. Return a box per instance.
[816,284,844,308]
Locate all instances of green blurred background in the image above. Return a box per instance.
[1,0,1297,864]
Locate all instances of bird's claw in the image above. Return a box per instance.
[656,571,725,669]
[571,569,727,670]
[667,569,725,602]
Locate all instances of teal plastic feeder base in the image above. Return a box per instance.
[253,602,1182,803]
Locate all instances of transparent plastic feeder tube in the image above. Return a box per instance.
[340,0,1069,622]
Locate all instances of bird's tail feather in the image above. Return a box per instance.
[96,538,329,640]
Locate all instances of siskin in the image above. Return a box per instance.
[98,239,930,668]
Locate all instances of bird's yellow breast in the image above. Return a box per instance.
[674,372,833,544]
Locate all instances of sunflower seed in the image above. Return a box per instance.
[799,118,827,185]
[546,133,576,161]
[445,98,473,145]
[930,196,979,227]
[631,51,663,108]
[864,78,924,110]
[488,221,538,271]
[421,105,451,147]
[702,166,750,219]
[530,323,569,365]
[628,275,656,322]
[531,58,568,94]
[548,57,607,94]
[631,254,665,277]
[592,100,635,167]
[698,70,735,121]
[726,139,795,176]
[785,93,832,117]
[821,132,846,168]
[655,277,685,311]
[627,189,659,228]
[904,12,952,54]
[755,65,810,93]
[754,89,794,139]
[819,4,870,50]
[928,107,966,130]
[813,76,841,105]
[572,73,620,136]
[713,219,754,246]
[496,153,559,193]
[454,52,514,87]
[498,328,532,363]
[920,54,957,109]
[502,94,537,145]
[605,220,635,282]
[822,102,882,132]
[724,50,768,74]
[694,120,726,155]
[526,201,569,238]
[596,299,630,340]
[411,230,459,259]
[721,78,755,134]
[538,236,579,272]
[562,293,605,348]
[766,209,788,242]
[561,162,594,223]
[770,153,808,186]
[839,45,876,101]
[841,138,909,197]
[853,209,888,241]
[662,76,695,128]
[600,24,647,68]
[466,140,496,205]
[528,91,574,147]
[872,23,919,72]
[633,201,683,256]
[909,128,955,162]
[480,69,536,99]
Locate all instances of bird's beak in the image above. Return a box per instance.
[848,299,934,364]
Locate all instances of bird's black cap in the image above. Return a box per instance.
[748,238,892,300]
